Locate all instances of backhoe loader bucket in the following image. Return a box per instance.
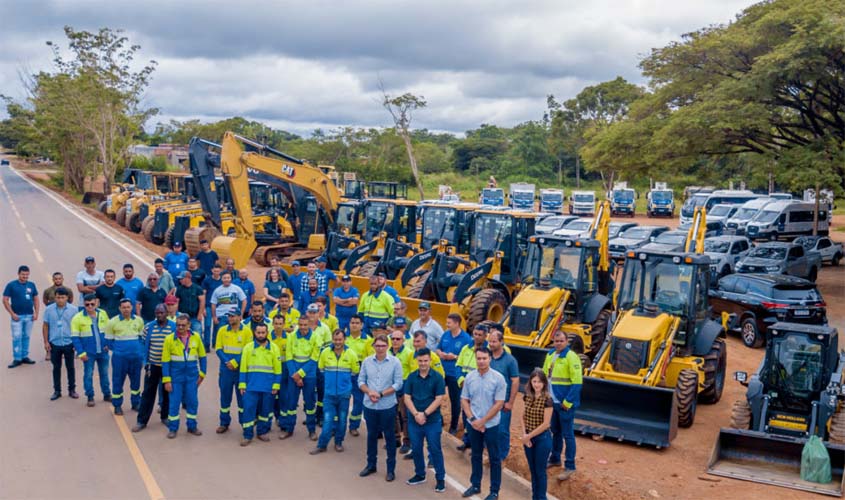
[707,428,845,496]
[508,345,551,385]
[574,378,677,448]
[402,297,462,330]
[212,236,257,269]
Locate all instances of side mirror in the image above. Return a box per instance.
[734,371,749,386]
[650,236,656,242]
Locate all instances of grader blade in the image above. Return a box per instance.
[707,428,845,497]
[574,377,677,448]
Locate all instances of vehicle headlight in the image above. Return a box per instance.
[765,265,780,272]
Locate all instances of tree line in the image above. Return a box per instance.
[1,0,842,198]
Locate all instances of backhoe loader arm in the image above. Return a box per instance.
[590,200,612,272]
[188,137,223,230]
[683,207,707,254]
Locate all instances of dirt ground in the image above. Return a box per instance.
[21,166,845,499]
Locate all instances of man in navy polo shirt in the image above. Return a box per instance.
[3,265,39,368]
[332,275,359,331]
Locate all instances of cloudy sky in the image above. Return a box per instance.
[1,0,754,136]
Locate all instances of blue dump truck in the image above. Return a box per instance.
[480,187,505,206]
[647,183,675,217]
[509,183,536,210]
[539,188,564,213]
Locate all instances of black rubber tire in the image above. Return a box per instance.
[808,267,818,282]
[142,216,156,243]
[588,309,611,356]
[565,333,585,354]
[769,232,778,242]
[466,289,508,332]
[833,253,842,267]
[829,407,845,444]
[98,200,109,214]
[127,212,142,233]
[699,338,727,404]
[718,266,731,281]
[356,261,379,278]
[164,225,175,249]
[115,206,127,227]
[676,369,698,428]
[741,317,763,348]
[729,399,752,430]
[404,272,429,299]
[578,353,590,374]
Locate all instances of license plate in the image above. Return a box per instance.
[793,309,810,316]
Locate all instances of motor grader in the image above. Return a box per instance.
[574,207,727,448]
[118,172,192,230]
[98,168,150,220]
[502,201,614,379]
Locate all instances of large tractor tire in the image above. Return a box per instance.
[466,289,508,332]
[127,212,142,233]
[829,407,845,444]
[578,353,591,374]
[141,216,156,242]
[405,274,428,299]
[115,206,127,227]
[729,399,752,430]
[699,338,727,404]
[164,226,175,249]
[355,261,379,278]
[565,333,585,354]
[675,369,698,428]
[184,226,220,256]
[588,309,611,356]
[98,200,109,214]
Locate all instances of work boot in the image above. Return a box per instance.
[187,428,202,436]
[21,357,35,364]
[335,444,344,452]
[114,407,124,416]
[309,432,317,441]
[132,424,146,433]
[558,469,575,481]
[167,431,177,439]
[69,391,79,399]
[50,391,61,401]
[86,397,95,407]
[257,434,270,442]
[278,431,292,440]
[103,395,112,402]
[310,447,327,455]
[7,360,21,368]
[216,426,229,434]
[359,466,377,477]
[240,439,252,447]
[131,404,140,412]
[349,429,359,437]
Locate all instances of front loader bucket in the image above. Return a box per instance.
[574,377,677,448]
[402,297,462,330]
[507,345,550,386]
[707,428,845,496]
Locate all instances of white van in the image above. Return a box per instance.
[725,197,777,235]
[745,201,830,241]
[679,189,761,225]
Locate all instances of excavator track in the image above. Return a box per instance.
[185,226,220,256]
[257,245,322,267]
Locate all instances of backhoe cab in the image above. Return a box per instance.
[708,322,845,496]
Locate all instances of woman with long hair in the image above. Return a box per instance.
[262,268,285,309]
[521,368,554,500]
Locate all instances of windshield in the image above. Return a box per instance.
[769,334,823,398]
[619,227,653,240]
[543,193,563,202]
[513,192,533,201]
[652,191,672,201]
[655,232,686,245]
[709,205,732,217]
[793,237,815,251]
[733,207,758,221]
[753,210,779,223]
[336,204,360,232]
[564,220,592,231]
[608,224,627,238]
[422,207,456,244]
[472,214,512,253]
[483,189,503,200]
[538,216,567,229]
[704,240,730,253]
[614,190,634,202]
[619,259,695,315]
[537,245,582,290]
[748,247,786,260]
[574,194,594,203]
[366,201,392,234]
[682,194,708,216]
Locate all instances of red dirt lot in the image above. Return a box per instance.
[21,165,845,500]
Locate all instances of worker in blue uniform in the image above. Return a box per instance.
[162,314,207,438]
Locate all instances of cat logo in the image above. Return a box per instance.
[281,164,296,178]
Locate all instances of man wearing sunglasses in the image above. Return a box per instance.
[71,293,111,407]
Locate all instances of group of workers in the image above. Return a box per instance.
[4,245,584,500]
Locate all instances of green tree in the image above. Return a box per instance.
[382,89,427,199]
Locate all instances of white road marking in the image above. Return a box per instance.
[9,167,158,270]
[25,232,33,243]
[33,248,44,264]
[18,220,26,229]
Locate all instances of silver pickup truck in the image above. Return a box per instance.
[735,241,823,282]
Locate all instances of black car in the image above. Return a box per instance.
[709,273,827,348]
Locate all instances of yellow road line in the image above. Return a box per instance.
[112,414,166,500]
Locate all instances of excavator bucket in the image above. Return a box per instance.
[212,235,257,270]
[574,378,678,448]
[707,429,845,496]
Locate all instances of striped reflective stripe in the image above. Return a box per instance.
[293,355,311,362]
[113,392,124,398]
[258,416,269,422]
[243,421,255,428]
[550,377,571,383]
[248,364,274,372]
[220,407,230,412]
[323,367,352,372]
[168,415,179,421]
[131,389,141,395]
[113,336,143,341]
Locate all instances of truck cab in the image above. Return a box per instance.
[509,183,536,210]
[480,187,505,207]
[569,191,596,216]
[647,186,675,217]
[610,184,637,217]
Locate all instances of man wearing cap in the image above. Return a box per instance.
[315,257,338,290]
[117,264,144,309]
[201,264,223,349]
[286,261,304,310]
[345,314,372,436]
[358,276,395,336]
[133,304,175,432]
[76,256,104,295]
[378,273,400,303]
[270,314,291,432]
[136,273,166,323]
[105,299,145,415]
[210,272,247,329]
[410,302,444,351]
[215,308,252,433]
[307,302,332,423]
[164,295,179,321]
[164,241,189,278]
[195,239,219,274]
[95,269,125,318]
[71,293,111,406]
[233,269,256,312]
[332,275,359,331]
[436,313,472,437]
[283,316,321,440]
[174,270,205,336]
[391,317,411,347]
[153,259,175,294]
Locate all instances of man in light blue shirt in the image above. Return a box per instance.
[117,264,144,308]
[42,287,77,400]
[358,334,404,482]
[460,346,506,499]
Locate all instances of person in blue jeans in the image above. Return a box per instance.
[70,294,112,406]
[201,264,223,350]
[487,327,520,461]
[311,329,359,454]
[403,348,447,493]
[3,265,39,368]
[520,368,554,500]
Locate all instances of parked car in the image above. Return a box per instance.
[793,235,843,266]
[706,204,739,226]
[0,159,9,166]
[703,235,752,281]
[678,219,724,237]
[552,218,593,238]
[535,215,578,234]
[710,273,827,347]
[639,230,688,253]
[608,222,638,239]
[735,241,822,281]
[608,225,669,260]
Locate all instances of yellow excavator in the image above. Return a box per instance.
[574,207,727,448]
[503,201,614,378]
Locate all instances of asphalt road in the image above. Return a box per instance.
[0,164,531,500]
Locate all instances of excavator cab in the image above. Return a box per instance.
[368,181,407,200]
[420,203,478,254]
